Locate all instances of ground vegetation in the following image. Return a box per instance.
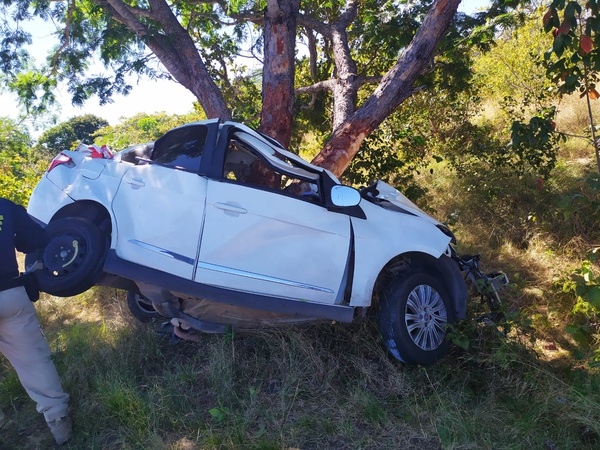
[1,2,600,448]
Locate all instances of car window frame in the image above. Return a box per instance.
[221,131,324,204]
[148,123,208,173]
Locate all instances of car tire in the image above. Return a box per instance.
[26,217,108,297]
[127,290,160,322]
[378,271,455,366]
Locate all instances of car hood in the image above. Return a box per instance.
[372,180,443,226]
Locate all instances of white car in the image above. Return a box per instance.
[27,119,496,365]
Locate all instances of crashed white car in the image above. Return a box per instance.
[27,119,481,365]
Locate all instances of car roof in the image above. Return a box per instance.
[168,119,342,184]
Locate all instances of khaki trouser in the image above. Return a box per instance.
[0,286,69,423]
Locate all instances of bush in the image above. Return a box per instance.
[0,117,46,205]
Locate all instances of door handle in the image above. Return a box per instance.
[214,202,247,215]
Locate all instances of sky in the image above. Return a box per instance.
[0,17,197,129]
[0,1,489,131]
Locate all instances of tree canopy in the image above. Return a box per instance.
[37,114,109,154]
[0,0,522,177]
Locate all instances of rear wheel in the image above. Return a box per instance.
[26,217,108,297]
[378,272,455,366]
[127,290,160,322]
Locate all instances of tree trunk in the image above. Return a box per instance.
[311,0,462,178]
[259,0,300,148]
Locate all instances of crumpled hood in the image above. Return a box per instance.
[373,180,443,226]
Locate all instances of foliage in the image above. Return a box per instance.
[0,117,44,205]
[473,6,565,179]
[36,114,109,155]
[561,249,600,366]
[342,3,567,192]
[543,0,600,172]
[342,15,481,194]
[92,111,206,150]
[343,112,428,196]
[569,249,600,315]
[474,7,555,116]
[555,171,600,366]
[224,68,262,124]
[557,171,600,243]
[344,86,505,197]
[0,117,29,155]
[509,106,565,178]
[543,1,599,96]
[0,0,455,112]
[5,70,57,117]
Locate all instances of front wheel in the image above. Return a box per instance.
[26,217,108,297]
[378,272,455,366]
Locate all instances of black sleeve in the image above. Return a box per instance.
[11,202,47,254]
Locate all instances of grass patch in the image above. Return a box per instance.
[2,136,600,448]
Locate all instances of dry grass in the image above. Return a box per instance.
[2,247,600,449]
[556,94,600,139]
[2,137,600,449]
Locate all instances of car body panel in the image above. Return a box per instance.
[348,199,452,306]
[196,179,351,304]
[112,163,208,280]
[27,118,466,329]
[29,151,130,248]
[373,180,441,224]
[27,176,75,224]
[104,250,356,323]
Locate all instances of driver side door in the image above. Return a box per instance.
[194,132,352,305]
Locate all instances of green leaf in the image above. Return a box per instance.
[209,407,227,422]
[566,324,589,345]
[586,286,600,308]
[451,334,470,350]
[564,1,582,20]
[565,74,579,88]
[553,34,565,57]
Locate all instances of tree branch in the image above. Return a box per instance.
[295,79,337,95]
[297,13,330,38]
[50,0,75,75]
[311,0,462,176]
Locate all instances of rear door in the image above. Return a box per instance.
[111,124,209,279]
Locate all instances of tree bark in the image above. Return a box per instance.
[329,0,359,130]
[298,0,359,131]
[259,0,300,148]
[311,0,462,178]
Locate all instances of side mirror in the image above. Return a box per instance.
[330,185,361,207]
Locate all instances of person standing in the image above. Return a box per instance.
[0,197,72,445]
